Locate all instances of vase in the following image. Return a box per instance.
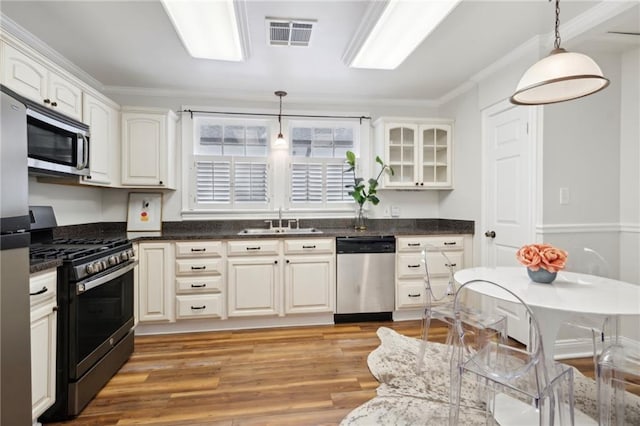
[527,267,557,284]
[354,204,367,231]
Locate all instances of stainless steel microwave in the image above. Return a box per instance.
[27,104,90,177]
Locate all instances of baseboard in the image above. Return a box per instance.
[554,336,640,360]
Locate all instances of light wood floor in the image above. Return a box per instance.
[46,320,604,426]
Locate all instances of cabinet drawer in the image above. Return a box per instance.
[396,282,425,308]
[284,239,334,255]
[175,241,223,257]
[397,236,464,252]
[176,276,223,293]
[175,258,223,275]
[176,294,223,319]
[397,251,462,278]
[227,240,279,256]
[30,270,57,308]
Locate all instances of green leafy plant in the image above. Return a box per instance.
[345,150,394,212]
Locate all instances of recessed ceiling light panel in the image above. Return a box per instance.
[344,0,461,70]
[162,0,249,61]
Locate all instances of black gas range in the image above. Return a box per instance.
[30,207,136,422]
[31,237,135,281]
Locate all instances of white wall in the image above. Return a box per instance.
[28,177,104,226]
[619,48,640,284]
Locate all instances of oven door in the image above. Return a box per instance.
[69,260,136,380]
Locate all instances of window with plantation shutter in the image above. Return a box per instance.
[189,117,271,210]
[289,121,357,209]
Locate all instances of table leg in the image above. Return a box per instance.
[528,307,573,361]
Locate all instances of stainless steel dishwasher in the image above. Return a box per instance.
[335,236,396,322]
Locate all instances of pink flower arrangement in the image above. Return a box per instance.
[516,243,568,273]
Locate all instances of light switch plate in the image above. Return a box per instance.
[559,187,570,205]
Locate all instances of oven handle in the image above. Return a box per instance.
[77,260,138,295]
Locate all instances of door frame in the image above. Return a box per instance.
[480,99,541,266]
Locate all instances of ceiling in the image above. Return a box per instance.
[1,1,638,104]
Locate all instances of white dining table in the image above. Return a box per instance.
[454,266,640,361]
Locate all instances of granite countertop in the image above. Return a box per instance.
[30,258,62,274]
[134,218,475,241]
[50,218,474,243]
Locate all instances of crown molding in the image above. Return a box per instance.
[103,85,439,108]
[0,12,105,92]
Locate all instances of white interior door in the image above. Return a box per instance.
[482,100,537,344]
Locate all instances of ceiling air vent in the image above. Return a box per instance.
[266,18,316,47]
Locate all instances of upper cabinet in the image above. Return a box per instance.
[374,118,453,189]
[81,93,120,186]
[121,108,177,189]
[1,43,83,121]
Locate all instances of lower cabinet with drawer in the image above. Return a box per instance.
[30,269,57,423]
[395,235,469,310]
[283,239,335,314]
[227,239,282,317]
[175,241,226,319]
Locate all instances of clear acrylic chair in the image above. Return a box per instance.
[415,246,457,373]
[449,279,575,426]
[597,322,640,425]
[563,246,611,375]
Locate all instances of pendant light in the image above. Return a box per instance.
[274,91,287,147]
[510,0,609,105]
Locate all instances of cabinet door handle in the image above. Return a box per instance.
[190,283,207,288]
[408,293,421,298]
[274,260,278,264]
[444,242,457,246]
[420,182,424,186]
[51,101,57,107]
[415,182,419,186]
[190,248,206,252]
[445,263,457,268]
[302,245,316,249]
[191,266,206,270]
[246,247,261,251]
[30,286,48,296]
[159,180,163,185]
[190,305,206,310]
[407,243,420,247]
[43,98,51,104]
[286,259,290,264]
[408,264,421,268]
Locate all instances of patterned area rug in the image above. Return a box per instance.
[340,327,640,425]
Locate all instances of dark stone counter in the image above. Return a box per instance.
[137,218,474,241]
[30,258,62,274]
[52,218,474,242]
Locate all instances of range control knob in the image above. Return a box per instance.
[120,251,129,262]
[108,256,118,266]
[86,263,95,274]
[127,249,135,258]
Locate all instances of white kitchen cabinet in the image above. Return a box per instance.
[374,118,453,189]
[2,42,82,120]
[138,242,174,322]
[81,93,120,186]
[121,108,177,189]
[174,241,226,319]
[395,235,467,310]
[227,239,282,317]
[283,239,335,314]
[29,270,57,423]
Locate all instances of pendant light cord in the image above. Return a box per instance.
[278,94,283,133]
[553,0,561,49]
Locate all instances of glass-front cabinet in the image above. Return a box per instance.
[375,118,453,189]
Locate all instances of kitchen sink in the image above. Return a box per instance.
[237,227,322,235]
